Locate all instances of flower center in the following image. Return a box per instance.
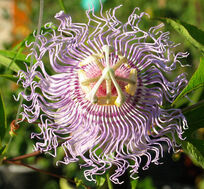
[78,45,138,107]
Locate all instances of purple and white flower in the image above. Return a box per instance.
[17,5,188,184]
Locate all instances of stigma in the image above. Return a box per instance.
[78,45,138,107]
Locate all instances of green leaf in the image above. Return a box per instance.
[137,177,156,189]
[173,57,204,105]
[74,178,87,189]
[0,24,58,73]
[183,99,204,137]
[59,178,74,189]
[5,24,58,73]
[0,74,18,83]
[0,145,6,156]
[157,18,204,53]
[96,175,106,188]
[198,178,204,189]
[0,50,30,63]
[190,139,204,155]
[13,24,57,51]
[178,100,204,169]
[0,54,20,72]
[0,92,7,141]
[180,21,204,46]
[0,74,30,92]
[0,49,30,72]
[181,140,204,169]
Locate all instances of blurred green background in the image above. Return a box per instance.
[0,0,204,189]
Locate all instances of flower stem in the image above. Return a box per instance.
[106,172,114,189]
[4,159,75,184]
[182,99,204,113]
[7,150,41,161]
[58,0,67,13]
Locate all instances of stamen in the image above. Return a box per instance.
[92,54,104,70]
[80,53,104,70]
[115,76,136,85]
[81,76,100,86]
[125,69,138,96]
[78,70,92,93]
[79,56,94,66]
[112,56,127,71]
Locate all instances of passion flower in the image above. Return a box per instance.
[17,6,188,184]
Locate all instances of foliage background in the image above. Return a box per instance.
[0,0,203,189]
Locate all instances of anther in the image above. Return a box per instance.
[125,69,137,96]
